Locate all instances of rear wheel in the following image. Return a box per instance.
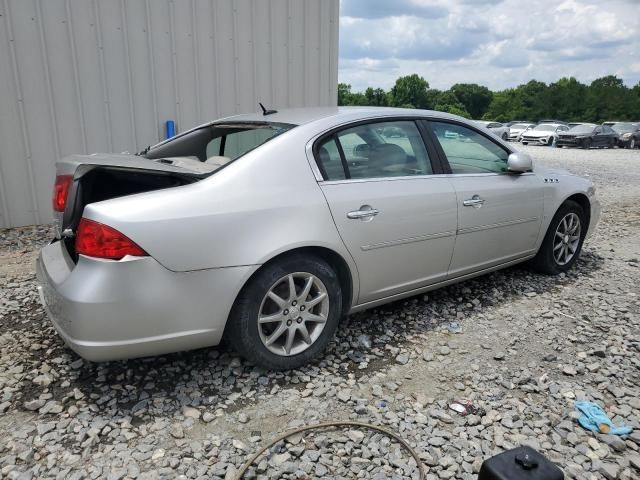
[608,138,615,149]
[531,200,586,275]
[226,254,342,370]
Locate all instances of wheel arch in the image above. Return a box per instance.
[564,193,591,233]
[232,246,356,319]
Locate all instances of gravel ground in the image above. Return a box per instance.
[1,145,639,480]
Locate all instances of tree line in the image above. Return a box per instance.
[338,74,640,123]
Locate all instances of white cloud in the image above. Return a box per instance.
[339,0,640,91]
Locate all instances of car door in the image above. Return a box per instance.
[426,120,544,277]
[593,126,606,146]
[314,119,458,304]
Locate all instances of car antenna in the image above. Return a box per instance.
[259,102,278,116]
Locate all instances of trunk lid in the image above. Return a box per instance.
[54,153,214,246]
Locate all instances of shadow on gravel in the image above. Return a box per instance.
[15,250,605,420]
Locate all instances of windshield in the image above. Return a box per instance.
[611,123,634,132]
[143,122,294,165]
[569,125,595,134]
[533,125,556,132]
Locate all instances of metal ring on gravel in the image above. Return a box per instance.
[233,421,426,480]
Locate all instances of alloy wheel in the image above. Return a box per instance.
[553,213,581,266]
[257,272,330,356]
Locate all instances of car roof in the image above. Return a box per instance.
[215,106,465,127]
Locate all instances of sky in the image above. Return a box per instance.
[338,0,640,92]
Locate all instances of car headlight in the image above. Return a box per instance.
[621,133,632,139]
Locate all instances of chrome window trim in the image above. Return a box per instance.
[317,171,534,186]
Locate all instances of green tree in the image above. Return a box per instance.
[546,77,587,121]
[433,91,471,118]
[585,75,630,122]
[364,87,389,106]
[390,74,431,109]
[450,83,493,119]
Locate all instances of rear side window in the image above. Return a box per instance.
[316,120,433,180]
[430,121,509,174]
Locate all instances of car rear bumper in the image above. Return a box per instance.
[36,241,257,361]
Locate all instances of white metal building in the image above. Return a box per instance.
[0,0,339,228]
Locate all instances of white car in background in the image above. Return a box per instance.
[474,120,510,141]
[520,123,570,146]
[507,122,536,141]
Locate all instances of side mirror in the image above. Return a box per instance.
[507,152,533,173]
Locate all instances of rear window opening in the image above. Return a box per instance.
[142,122,294,170]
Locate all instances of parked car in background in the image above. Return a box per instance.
[507,122,536,141]
[556,124,618,149]
[568,122,591,128]
[539,119,568,126]
[474,120,509,140]
[521,123,569,146]
[36,107,600,369]
[609,122,640,149]
[505,120,530,127]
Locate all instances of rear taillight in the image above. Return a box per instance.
[52,175,73,212]
[75,218,148,259]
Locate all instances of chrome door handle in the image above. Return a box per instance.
[347,206,379,219]
[463,195,485,207]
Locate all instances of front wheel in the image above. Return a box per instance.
[631,138,636,149]
[226,254,342,370]
[530,200,586,275]
[502,132,508,141]
[582,138,592,149]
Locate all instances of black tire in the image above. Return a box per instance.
[582,138,592,149]
[631,138,637,149]
[226,254,342,370]
[548,136,555,147]
[608,138,614,149]
[530,200,586,275]
[502,132,508,141]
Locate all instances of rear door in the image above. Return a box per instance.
[426,120,544,277]
[314,119,458,304]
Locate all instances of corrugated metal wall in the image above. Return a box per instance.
[0,0,339,228]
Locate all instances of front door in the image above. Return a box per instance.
[314,119,458,304]
[428,120,544,277]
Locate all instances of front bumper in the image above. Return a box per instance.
[556,138,580,147]
[36,241,257,361]
[521,136,552,146]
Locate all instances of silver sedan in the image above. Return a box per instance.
[37,107,600,369]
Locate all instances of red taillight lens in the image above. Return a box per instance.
[75,218,148,259]
[52,175,73,212]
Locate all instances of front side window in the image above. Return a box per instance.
[316,120,433,180]
[430,121,509,174]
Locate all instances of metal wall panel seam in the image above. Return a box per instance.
[65,0,88,153]
[144,0,160,142]
[169,0,181,131]
[329,0,338,103]
[92,0,114,152]
[231,0,239,109]
[287,0,292,106]
[190,0,201,124]
[120,0,138,150]
[248,0,256,108]
[209,0,220,120]
[4,0,40,224]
